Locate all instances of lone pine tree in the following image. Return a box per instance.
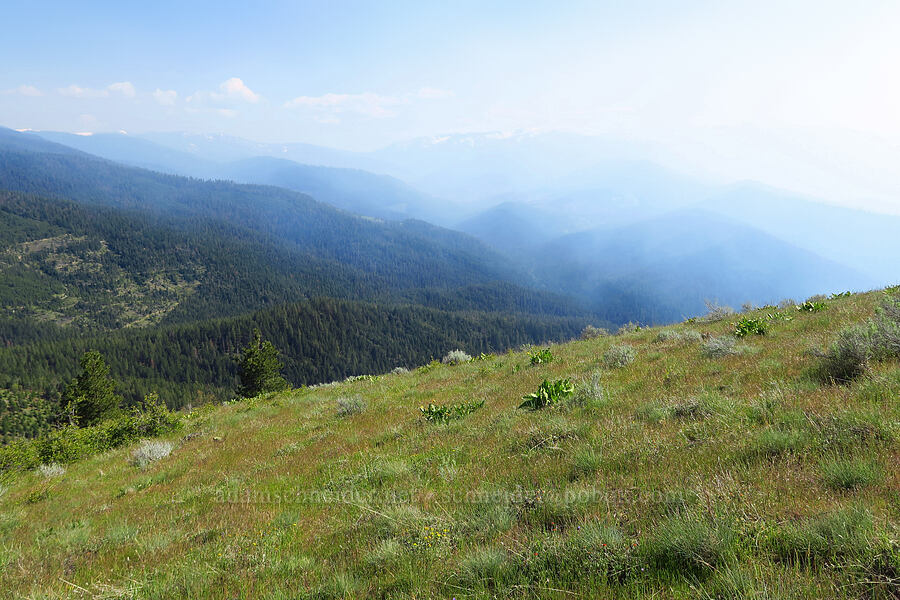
[237,328,288,397]
[63,351,122,426]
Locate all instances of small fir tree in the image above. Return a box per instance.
[63,351,122,426]
[237,329,288,397]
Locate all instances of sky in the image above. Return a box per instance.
[3,0,900,212]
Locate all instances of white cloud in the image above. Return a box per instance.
[58,84,108,98]
[216,77,259,103]
[217,108,239,118]
[188,77,261,105]
[56,82,136,99]
[153,88,178,106]
[107,81,136,97]
[1,85,43,97]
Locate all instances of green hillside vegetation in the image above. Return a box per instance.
[0,297,587,409]
[0,147,523,291]
[0,289,897,598]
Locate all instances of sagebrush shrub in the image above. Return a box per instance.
[616,322,642,335]
[442,349,472,365]
[700,300,735,322]
[603,345,636,368]
[655,330,681,343]
[580,325,609,340]
[818,291,900,383]
[777,298,797,310]
[336,395,366,417]
[701,336,739,358]
[818,324,873,382]
[571,371,604,408]
[872,293,900,360]
[130,440,173,469]
[37,463,65,478]
[655,330,701,343]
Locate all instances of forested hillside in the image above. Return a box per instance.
[0,130,603,431]
[0,297,588,410]
[0,133,522,293]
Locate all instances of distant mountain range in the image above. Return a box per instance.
[8,126,898,324]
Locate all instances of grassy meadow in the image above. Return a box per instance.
[0,290,898,598]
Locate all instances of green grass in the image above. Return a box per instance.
[820,457,883,490]
[0,289,898,598]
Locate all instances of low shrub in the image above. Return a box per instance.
[442,349,472,365]
[700,300,736,322]
[571,371,604,408]
[763,310,793,322]
[818,292,900,383]
[37,463,65,478]
[130,440,173,469]
[603,345,636,368]
[390,366,409,375]
[655,330,702,343]
[529,347,553,365]
[420,399,484,423]
[344,374,380,383]
[818,324,874,382]
[336,395,366,417]
[777,298,797,309]
[733,317,767,338]
[873,293,900,360]
[796,300,827,312]
[417,360,440,373]
[0,398,181,473]
[519,379,575,410]
[701,336,740,358]
[580,325,609,340]
[616,322,642,335]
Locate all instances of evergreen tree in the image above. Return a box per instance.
[237,329,288,397]
[63,351,121,425]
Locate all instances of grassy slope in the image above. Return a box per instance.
[1,291,898,599]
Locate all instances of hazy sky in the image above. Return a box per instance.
[3,1,900,211]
